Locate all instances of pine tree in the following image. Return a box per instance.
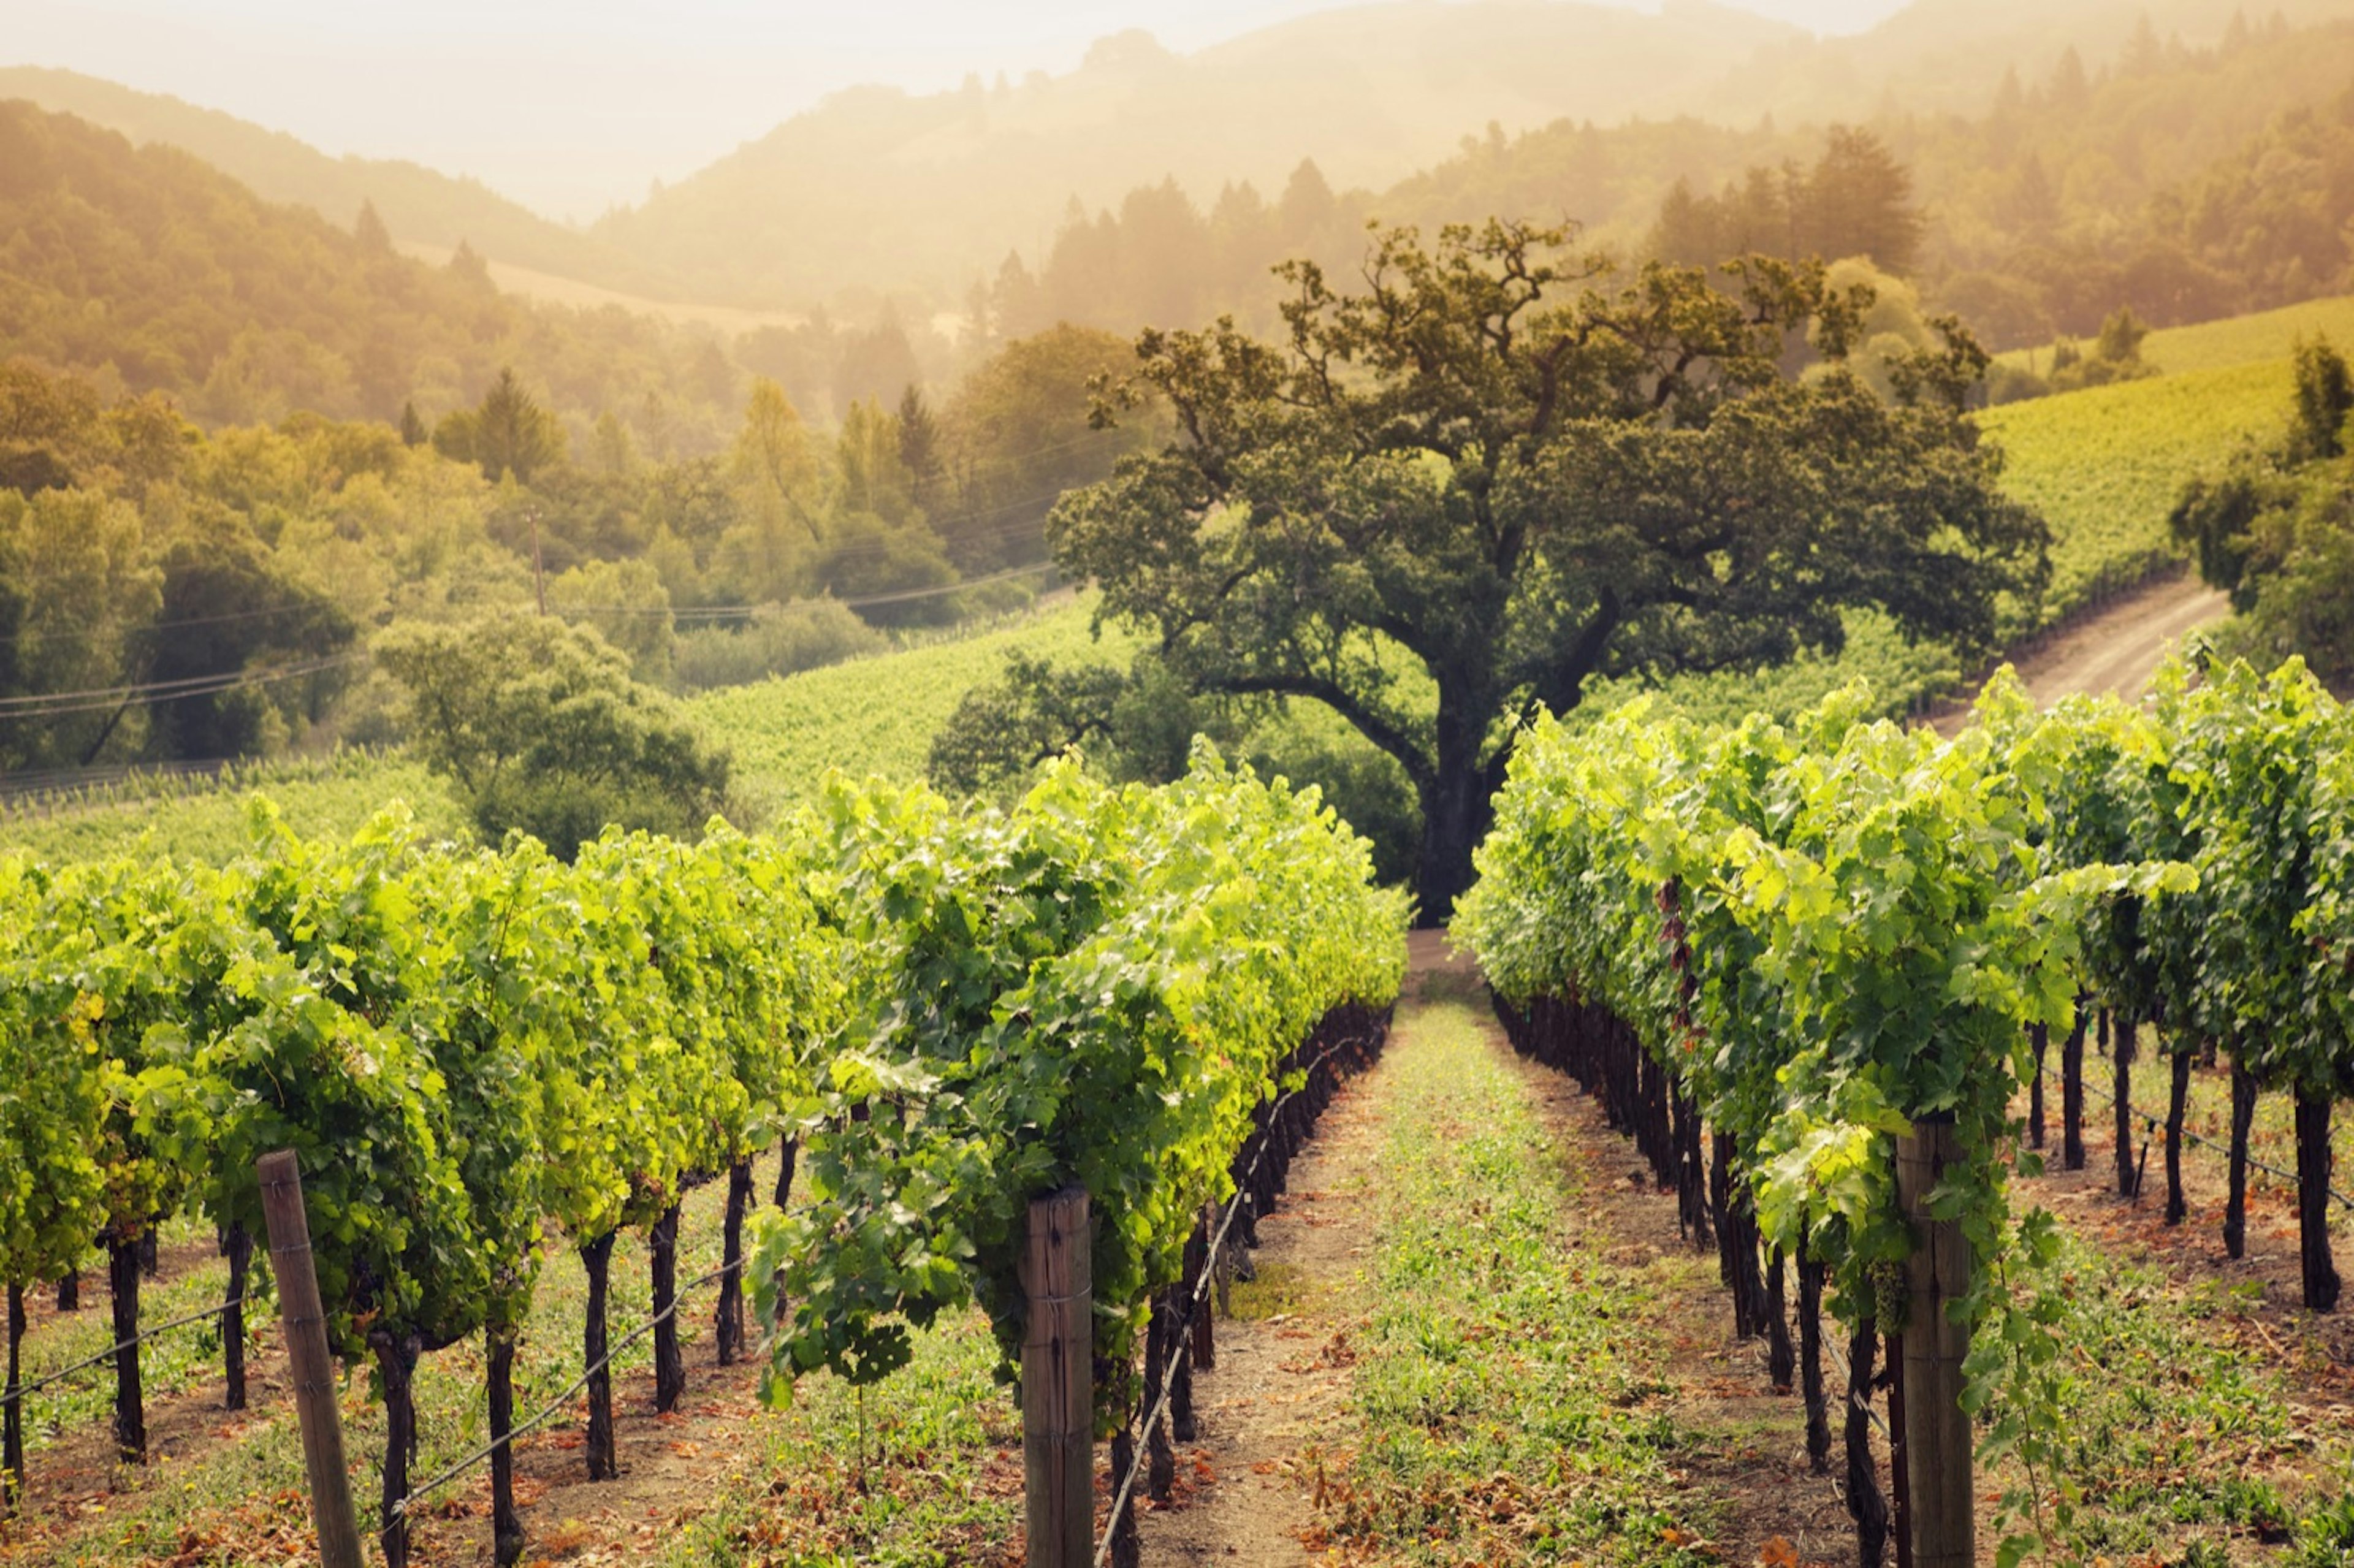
[1799,127,1925,273]
[2048,47,2091,112]
[474,368,563,484]
[897,386,943,509]
[354,200,394,253]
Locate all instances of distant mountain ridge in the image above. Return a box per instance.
[9,0,2354,317]
[0,99,741,443]
[587,1,1804,305]
[0,66,681,300]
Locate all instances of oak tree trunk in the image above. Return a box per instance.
[1413,722,1494,923]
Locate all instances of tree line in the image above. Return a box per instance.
[0,310,1154,778]
[954,12,2354,367]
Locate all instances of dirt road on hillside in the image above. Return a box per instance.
[1934,571,2228,733]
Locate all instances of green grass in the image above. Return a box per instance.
[1320,982,1714,1566]
[650,1317,1021,1568]
[1998,1225,2354,1561]
[1996,292,2354,379]
[1998,295,2354,381]
[2142,296,2354,379]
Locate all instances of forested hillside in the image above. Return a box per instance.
[584,0,2347,313]
[15,0,2353,356]
[0,308,1149,771]
[0,68,666,299]
[582,4,1800,306]
[0,102,744,446]
[986,10,2354,349]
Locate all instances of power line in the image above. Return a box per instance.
[0,654,361,723]
[0,600,333,652]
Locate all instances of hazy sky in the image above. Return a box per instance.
[8,0,1914,219]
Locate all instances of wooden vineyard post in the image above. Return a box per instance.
[1895,1118,1972,1568]
[1022,1186,1092,1568]
[257,1151,363,1568]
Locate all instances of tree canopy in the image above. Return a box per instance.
[2171,336,2354,689]
[1005,220,2046,914]
[374,614,731,854]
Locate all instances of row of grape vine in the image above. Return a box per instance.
[1454,663,2242,1564]
[0,745,1406,1566]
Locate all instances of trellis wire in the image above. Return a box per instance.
[1093,1029,1373,1568]
[367,1255,746,1532]
[1,1296,237,1409]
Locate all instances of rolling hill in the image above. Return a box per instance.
[0,66,678,299]
[587,0,2352,309]
[15,0,2353,324]
[584,2,1800,306]
[0,100,737,435]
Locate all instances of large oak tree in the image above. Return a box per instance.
[1037,220,2046,916]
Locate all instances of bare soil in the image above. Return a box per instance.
[1136,1016,1393,1564]
[2025,1084,2354,1406]
[1933,570,2229,735]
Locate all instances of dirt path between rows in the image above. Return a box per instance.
[1503,1062,1855,1565]
[1140,932,1849,1566]
[1934,570,2229,734]
[1136,948,1421,1565]
[2025,1083,2354,1404]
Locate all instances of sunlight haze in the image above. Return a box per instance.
[7,0,1912,218]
